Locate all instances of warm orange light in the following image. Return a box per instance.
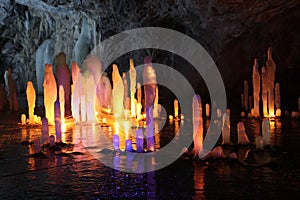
[26,81,36,124]
[112,64,124,119]
[174,99,179,118]
[21,114,26,125]
[43,64,57,125]
[59,85,65,122]
[129,58,137,118]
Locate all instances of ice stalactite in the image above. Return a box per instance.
[4,70,9,97]
[92,19,97,53]
[7,68,18,111]
[35,39,54,94]
[25,11,30,38]
[74,18,92,66]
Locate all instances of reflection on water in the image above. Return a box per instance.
[1,116,300,199]
[193,162,206,199]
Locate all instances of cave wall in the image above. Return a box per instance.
[0,0,299,111]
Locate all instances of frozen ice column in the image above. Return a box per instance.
[174,99,179,118]
[112,64,124,119]
[143,56,157,151]
[43,64,57,125]
[55,52,71,116]
[261,66,269,117]
[222,109,231,144]
[252,58,260,118]
[71,62,81,122]
[237,122,249,144]
[26,81,36,124]
[275,83,281,117]
[192,94,203,157]
[129,58,137,118]
[266,47,276,117]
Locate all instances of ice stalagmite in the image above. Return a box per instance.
[252,59,260,118]
[275,83,281,117]
[54,101,62,142]
[174,99,179,118]
[59,85,65,122]
[237,122,249,144]
[192,94,203,157]
[129,58,137,118]
[143,56,157,151]
[21,114,26,125]
[82,55,103,122]
[96,73,112,114]
[266,47,276,117]
[136,82,142,120]
[205,103,210,118]
[85,74,96,122]
[26,81,36,124]
[136,128,144,153]
[71,62,82,122]
[112,64,124,119]
[243,80,249,112]
[43,64,57,125]
[222,109,231,144]
[122,72,130,111]
[55,52,71,116]
[261,66,269,117]
[137,82,142,104]
[153,87,159,118]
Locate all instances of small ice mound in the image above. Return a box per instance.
[255,136,264,150]
[229,152,237,160]
[125,139,133,152]
[181,147,189,155]
[291,111,300,119]
[205,146,225,159]
[210,146,225,159]
[237,122,250,145]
